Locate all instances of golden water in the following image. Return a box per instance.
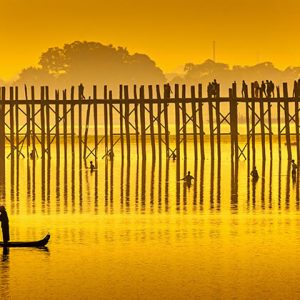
[0,141,300,299]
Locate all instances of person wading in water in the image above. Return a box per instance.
[0,206,9,246]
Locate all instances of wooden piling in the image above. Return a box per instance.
[215,86,221,159]
[0,88,5,176]
[139,86,146,160]
[109,90,114,155]
[156,85,162,159]
[232,83,238,161]
[45,86,51,158]
[276,86,281,159]
[55,90,60,161]
[63,89,67,160]
[9,87,14,161]
[208,89,214,159]
[40,87,45,158]
[15,87,19,158]
[283,83,292,160]
[245,84,250,160]
[174,84,181,165]
[31,86,36,159]
[148,85,156,160]
[70,86,75,156]
[124,85,131,160]
[198,84,205,160]
[268,96,273,159]
[295,88,300,162]
[78,85,83,161]
[259,88,266,161]
[119,85,124,159]
[103,86,108,153]
[133,85,139,158]
[163,85,170,159]
[251,84,256,166]
[191,86,198,160]
[181,85,187,160]
[25,85,31,157]
[83,100,91,160]
[93,85,98,160]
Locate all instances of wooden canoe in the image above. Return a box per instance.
[0,234,50,248]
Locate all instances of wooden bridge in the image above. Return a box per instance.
[0,81,299,173]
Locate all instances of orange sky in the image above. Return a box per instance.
[1,0,299,80]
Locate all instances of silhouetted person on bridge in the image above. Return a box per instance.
[242,80,248,97]
[261,81,266,97]
[250,166,259,180]
[207,82,213,98]
[293,80,298,97]
[0,206,9,246]
[90,161,95,172]
[164,84,172,99]
[79,83,85,100]
[254,81,260,98]
[270,80,275,97]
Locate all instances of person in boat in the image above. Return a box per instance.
[250,166,259,180]
[181,171,194,183]
[90,161,95,172]
[0,206,9,246]
[291,159,297,177]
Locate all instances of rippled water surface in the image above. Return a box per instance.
[0,140,300,299]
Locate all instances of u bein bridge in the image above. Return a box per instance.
[0,81,299,171]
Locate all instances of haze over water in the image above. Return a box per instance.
[0,140,300,299]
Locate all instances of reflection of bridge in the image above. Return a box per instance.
[0,82,299,175]
[2,158,299,215]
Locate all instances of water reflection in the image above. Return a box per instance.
[2,151,300,216]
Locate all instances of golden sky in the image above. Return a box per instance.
[1,0,299,80]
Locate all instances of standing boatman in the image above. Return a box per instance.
[0,206,9,246]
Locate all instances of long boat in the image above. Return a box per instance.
[0,234,50,248]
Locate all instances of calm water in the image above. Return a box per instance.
[0,140,300,299]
